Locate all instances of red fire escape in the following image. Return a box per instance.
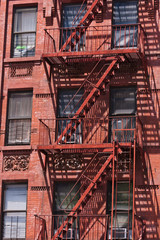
[36,0,146,239]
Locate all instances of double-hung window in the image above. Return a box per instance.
[12,7,37,58]
[109,87,136,142]
[61,4,87,51]
[2,184,27,240]
[107,181,133,239]
[112,0,138,48]
[57,88,83,144]
[54,181,80,239]
[6,91,32,145]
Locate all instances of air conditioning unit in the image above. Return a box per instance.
[108,228,127,239]
[54,228,79,240]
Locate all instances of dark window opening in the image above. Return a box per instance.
[54,181,80,239]
[12,7,37,58]
[57,88,84,144]
[2,184,27,240]
[107,181,133,239]
[109,87,136,142]
[6,91,33,145]
[112,0,138,48]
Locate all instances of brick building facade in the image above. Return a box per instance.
[0,0,160,239]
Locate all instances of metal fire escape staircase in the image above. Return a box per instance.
[52,148,122,240]
[57,55,125,144]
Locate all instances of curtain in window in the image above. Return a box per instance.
[13,8,37,57]
[7,92,32,144]
[112,1,138,48]
[61,4,87,51]
[3,184,27,239]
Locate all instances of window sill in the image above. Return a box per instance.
[4,56,42,64]
[1,145,32,151]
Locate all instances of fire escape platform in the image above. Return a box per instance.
[38,142,132,155]
[42,48,143,65]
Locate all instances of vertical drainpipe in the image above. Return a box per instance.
[0,0,8,130]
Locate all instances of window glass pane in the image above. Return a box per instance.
[8,119,31,144]
[14,8,37,33]
[113,212,132,228]
[4,184,27,211]
[112,1,138,48]
[107,182,133,211]
[8,92,32,119]
[7,92,32,145]
[109,117,136,142]
[62,4,86,28]
[13,33,36,58]
[13,7,37,57]
[58,89,83,117]
[112,26,138,48]
[61,4,86,51]
[54,181,80,212]
[113,1,138,25]
[57,89,83,143]
[110,88,136,115]
[3,212,26,239]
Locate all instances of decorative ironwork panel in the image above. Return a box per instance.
[54,153,84,170]
[3,155,30,171]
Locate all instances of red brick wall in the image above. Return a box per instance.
[0,0,160,239]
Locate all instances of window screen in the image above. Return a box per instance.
[12,7,37,57]
[7,91,32,145]
[3,184,27,239]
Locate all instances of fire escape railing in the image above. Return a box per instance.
[43,24,145,55]
[134,215,146,240]
[34,214,110,240]
[34,215,47,240]
[38,116,143,146]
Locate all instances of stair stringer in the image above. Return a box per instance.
[52,149,121,240]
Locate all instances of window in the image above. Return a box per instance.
[2,184,27,240]
[107,181,133,239]
[61,4,87,51]
[6,91,32,145]
[112,0,138,48]
[57,88,83,143]
[109,87,136,142]
[110,87,136,116]
[54,181,80,239]
[12,7,37,58]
